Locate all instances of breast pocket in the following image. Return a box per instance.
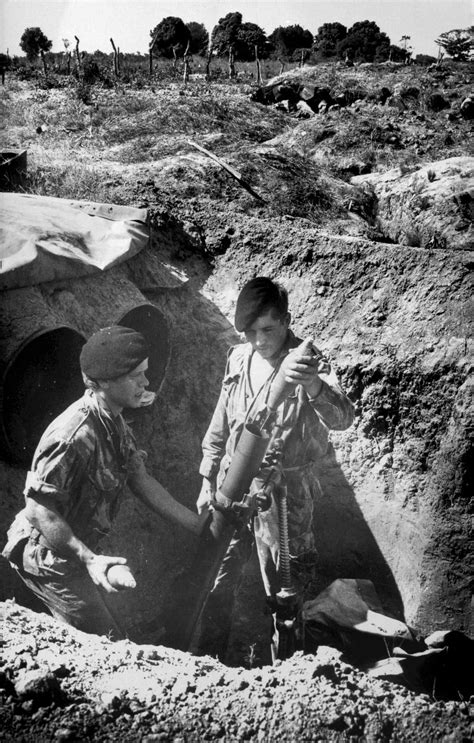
[88,466,125,494]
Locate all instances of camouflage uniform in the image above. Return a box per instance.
[198,331,354,655]
[2,390,145,637]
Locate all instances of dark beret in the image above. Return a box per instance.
[234,277,287,332]
[80,326,149,380]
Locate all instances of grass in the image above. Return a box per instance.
[2,58,471,215]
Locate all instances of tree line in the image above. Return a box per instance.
[7,13,474,71]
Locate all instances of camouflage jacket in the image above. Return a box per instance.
[2,390,145,576]
[199,331,354,488]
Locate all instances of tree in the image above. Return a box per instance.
[20,27,52,61]
[389,44,409,63]
[268,24,313,60]
[186,21,209,55]
[312,22,347,58]
[435,28,473,61]
[337,20,391,62]
[149,16,191,58]
[235,21,267,60]
[210,12,243,56]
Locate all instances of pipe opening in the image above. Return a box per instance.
[117,304,170,392]
[0,326,86,464]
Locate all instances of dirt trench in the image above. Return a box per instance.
[1,208,472,658]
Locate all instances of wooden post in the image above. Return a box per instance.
[183,41,190,86]
[255,45,263,85]
[299,49,305,68]
[110,37,119,77]
[228,43,235,79]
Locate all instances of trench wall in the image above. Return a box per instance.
[203,227,473,638]
[0,233,472,648]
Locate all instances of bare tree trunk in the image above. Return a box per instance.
[110,38,119,77]
[228,44,235,79]
[172,46,178,72]
[205,48,212,81]
[66,51,71,75]
[254,45,263,85]
[40,50,48,77]
[149,29,159,76]
[183,41,190,86]
[278,58,284,75]
[299,49,305,68]
[74,36,82,77]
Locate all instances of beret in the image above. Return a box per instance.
[235,277,287,332]
[80,326,149,380]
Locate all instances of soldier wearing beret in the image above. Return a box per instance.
[2,326,203,639]
[196,277,354,661]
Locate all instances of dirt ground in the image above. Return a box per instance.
[1,60,473,740]
[2,600,473,742]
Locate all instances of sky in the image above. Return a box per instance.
[1,0,472,58]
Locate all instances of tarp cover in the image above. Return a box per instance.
[0,193,149,290]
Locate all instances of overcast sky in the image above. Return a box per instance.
[1,0,472,57]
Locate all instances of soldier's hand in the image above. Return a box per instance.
[284,342,323,393]
[84,554,128,594]
[196,478,215,514]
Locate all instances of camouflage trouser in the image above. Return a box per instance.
[9,535,125,640]
[196,463,320,660]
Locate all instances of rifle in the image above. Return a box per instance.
[166,338,316,655]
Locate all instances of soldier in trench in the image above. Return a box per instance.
[196,277,355,661]
[2,326,205,639]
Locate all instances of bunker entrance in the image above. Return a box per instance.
[1,326,86,465]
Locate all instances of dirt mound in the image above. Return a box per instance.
[1,600,472,742]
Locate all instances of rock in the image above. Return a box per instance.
[295,100,315,119]
[427,93,450,111]
[54,728,77,741]
[14,669,65,708]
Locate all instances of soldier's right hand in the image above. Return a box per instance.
[84,554,128,593]
[196,478,216,514]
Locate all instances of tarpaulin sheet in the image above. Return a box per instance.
[0,193,149,290]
